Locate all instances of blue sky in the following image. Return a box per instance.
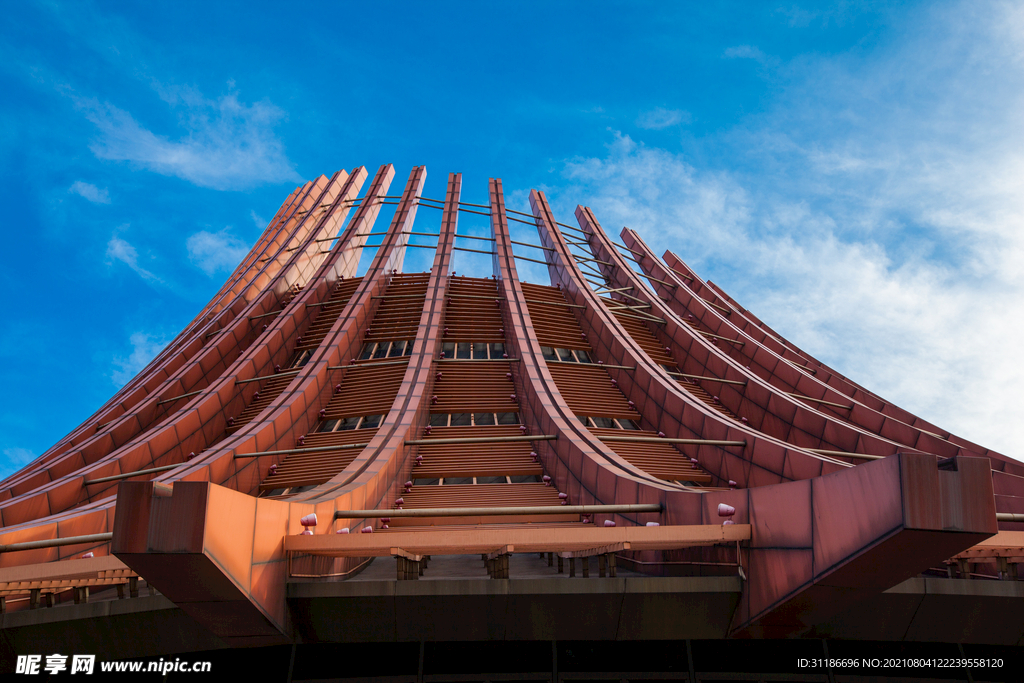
[3,1,1023,479]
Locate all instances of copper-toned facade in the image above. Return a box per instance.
[1,166,1021,680]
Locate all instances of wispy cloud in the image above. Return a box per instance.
[552,2,1024,458]
[69,180,110,203]
[2,447,35,472]
[723,45,768,62]
[106,234,161,282]
[555,2,1024,460]
[636,107,691,130]
[186,229,250,276]
[76,90,301,191]
[112,332,167,387]
[251,210,267,231]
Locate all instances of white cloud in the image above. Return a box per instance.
[561,124,1024,458]
[105,234,161,282]
[251,210,267,230]
[550,1,1024,461]
[186,229,250,276]
[69,180,110,203]
[723,45,767,61]
[2,447,35,469]
[112,332,168,387]
[77,90,301,191]
[636,107,691,130]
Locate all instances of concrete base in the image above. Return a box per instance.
[288,573,742,642]
[808,576,1024,645]
[0,594,226,663]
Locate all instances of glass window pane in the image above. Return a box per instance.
[359,343,375,360]
[413,478,440,486]
[496,412,519,425]
[429,413,449,426]
[337,416,361,430]
[592,416,615,428]
[361,414,383,429]
[473,412,496,426]
[441,342,455,358]
[476,476,504,484]
[444,477,473,485]
[557,348,575,361]
[388,340,406,357]
[372,342,389,359]
[318,419,340,433]
[404,340,413,355]
[456,342,471,359]
[490,343,505,358]
[615,419,640,430]
[450,413,471,426]
[574,349,592,363]
[473,342,489,359]
[541,346,557,361]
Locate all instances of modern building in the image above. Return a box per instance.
[1,165,1021,681]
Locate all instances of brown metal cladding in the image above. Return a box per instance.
[443,278,505,341]
[392,483,575,526]
[260,428,380,491]
[520,282,593,350]
[431,362,520,412]
[588,428,713,484]
[543,364,640,419]
[411,426,543,479]
[294,277,363,351]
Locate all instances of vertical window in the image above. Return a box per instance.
[456,342,471,359]
[541,346,557,361]
[336,416,362,430]
[441,342,455,358]
[359,343,376,360]
[490,342,505,358]
[574,349,592,363]
[388,340,406,357]
[362,414,383,428]
[318,419,341,433]
[405,340,414,356]
[473,342,489,359]
[372,342,390,359]
[557,348,575,362]
[473,412,496,426]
